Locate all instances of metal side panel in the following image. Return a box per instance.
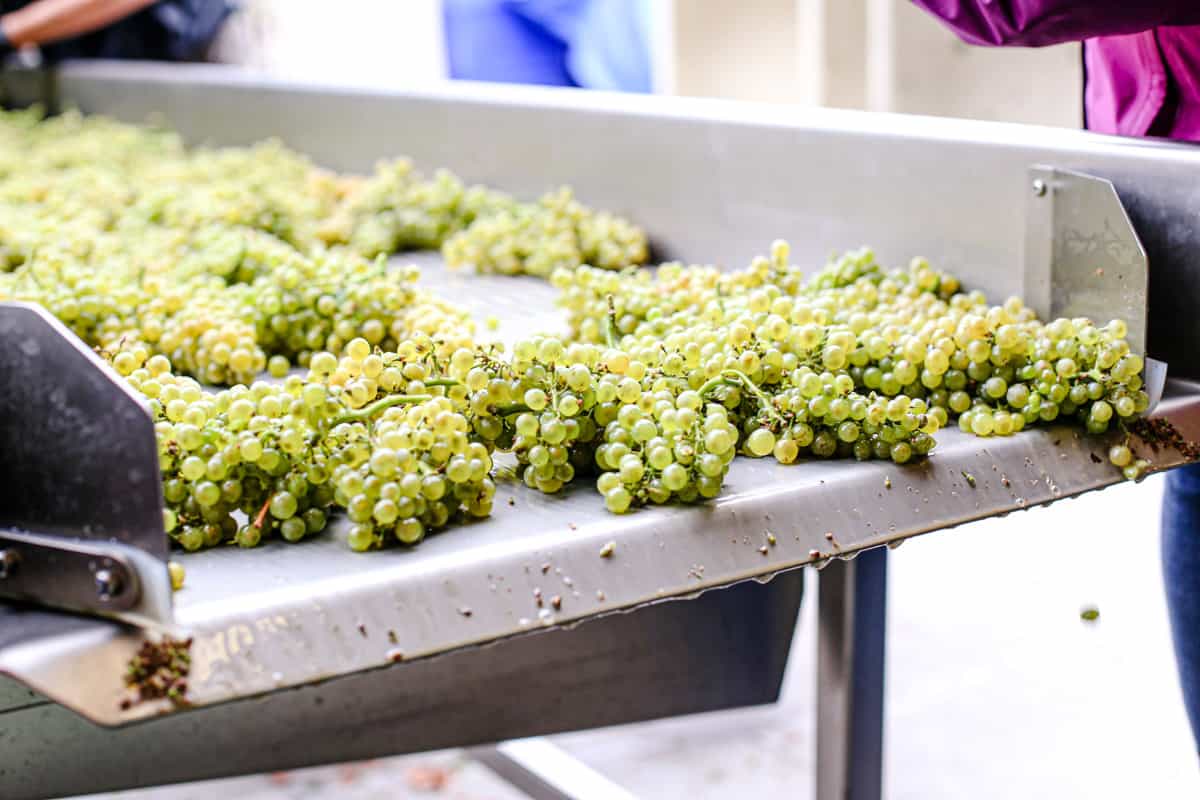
[0,303,173,631]
[1024,166,1149,357]
[7,62,1200,373]
[1,66,1198,730]
[0,572,803,800]
[2,256,1199,727]
[0,304,166,558]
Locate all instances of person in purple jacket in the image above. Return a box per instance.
[914,0,1200,753]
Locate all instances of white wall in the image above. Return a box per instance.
[668,0,1083,128]
[883,0,1080,126]
[671,0,804,104]
[210,0,447,87]
[210,0,1082,129]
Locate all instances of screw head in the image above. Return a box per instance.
[1032,178,1048,197]
[0,549,18,579]
[94,568,123,601]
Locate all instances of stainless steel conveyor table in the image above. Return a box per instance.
[3,62,1200,800]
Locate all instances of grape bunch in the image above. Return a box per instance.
[594,391,741,512]
[549,239,1147,476]
[0,107,647,389]
[334,397,497,551]
[3,106,1158,552]
[443,187,648,277]
[127,353,346,550]
[114,340,458,551]
[325,161,512,256]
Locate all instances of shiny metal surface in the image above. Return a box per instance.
[10,63,1200,372]
[4,256,1197,730]
[817,549,887,800]
[0,303,172,675]
[0,303,167,559]
[0,573,802,800]
[470,738,639,800]
[0,529,141,612]
[1024,166,1148,357]
[0,64,1197,742]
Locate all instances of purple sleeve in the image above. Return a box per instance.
[911,1,1200,47]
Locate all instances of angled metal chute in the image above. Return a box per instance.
[0,302,172,628]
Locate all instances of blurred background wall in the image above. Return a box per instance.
[208,0,447,86]
[210,0,1082,128]
[668,0,1081,127]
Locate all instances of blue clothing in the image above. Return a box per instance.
[1162,463,1200,750]
[443,0,653,92]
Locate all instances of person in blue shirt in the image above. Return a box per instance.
[443,0,653,93]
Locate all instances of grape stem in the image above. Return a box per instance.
[701,369,787,426]
[494,403,532,417]
[330,394,432,426]
[253,497,271,530]
[604,294,618,349]
[696,375,742,397]
[423,378,459,388]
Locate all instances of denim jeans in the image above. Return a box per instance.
[1162,462,1200,751]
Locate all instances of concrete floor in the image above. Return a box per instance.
[87,475,1199,799]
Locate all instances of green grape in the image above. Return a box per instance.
[12,104,1151,544]
[745,428,776,457]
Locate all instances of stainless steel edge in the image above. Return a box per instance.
[0,531,174,626]
[2,65,1199,728]
[0,617,143,725]
[0,573,803,799]
[0,302,169,561]
[1024,166,1149,357]
[5,258,1195,727]
[12,62,1200,373]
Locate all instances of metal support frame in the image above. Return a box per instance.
[480,549,889,800]
[472,738,637,800]
[817,547,888,800]
[4,64,1200,795]
[0,573,802,800]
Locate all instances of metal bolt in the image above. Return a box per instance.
[94,568,123,600]
[0,549,19,579]
[1032,178,1048,197]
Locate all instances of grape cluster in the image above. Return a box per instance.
[323,161,512,256]
[550,240,1147,478]
[594,393,740,512]
[115,347,338,550]
[4,107,1155,552]
[334,397,496,551]
[0,108,646,387]
[442,187,648,276]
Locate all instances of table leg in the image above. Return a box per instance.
[471,737,638,800]
[816,546,888,800]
